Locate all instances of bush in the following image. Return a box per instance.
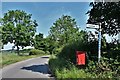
[29,49,45,55]
[85,58,120,78]
[46,51,50,54]
[53,47,63,54]
[58,40,90,64]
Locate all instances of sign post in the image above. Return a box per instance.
[86,23,101,62]
[98,23,101,62]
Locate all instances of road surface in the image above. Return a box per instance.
[2,55,54,79]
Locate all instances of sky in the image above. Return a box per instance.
[2,2,90,36]
[2,2,91,50]
[1,2,119,50]
[1,0,94,2]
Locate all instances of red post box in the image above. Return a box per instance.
[76,51,86,65]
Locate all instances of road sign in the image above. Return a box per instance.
[86,24,99,29]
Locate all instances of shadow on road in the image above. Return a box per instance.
[41,56,50,58]
[21,64,50,74]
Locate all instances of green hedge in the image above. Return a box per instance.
[29,49,45,55]
[49,55,120,78]
[57,39,99,64]
[58,40,88,64]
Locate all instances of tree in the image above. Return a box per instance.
[34,33,52,53]
[1,10,38,55]
[87,2,120,36]
[45,36,57,54]
[49,15,79,46]
[34,33,45,50]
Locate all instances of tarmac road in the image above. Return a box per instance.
[2,55,54,79]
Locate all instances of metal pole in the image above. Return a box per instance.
[98,23,101,62]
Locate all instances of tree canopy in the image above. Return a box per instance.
[34,33,45,50]
[49,15,79,46]
[1,10,38,54]
[87,2,120,36]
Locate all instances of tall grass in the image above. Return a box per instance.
[49,55,120,79]
[49,55,93,79]
[1,51,45,68]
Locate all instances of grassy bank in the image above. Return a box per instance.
[1,51,45,68]
[49,55,91,79]
[49,55,120,79]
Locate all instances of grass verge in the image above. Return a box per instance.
[49,55,92,79]
[49,55,120,79]
[1,52,45,68]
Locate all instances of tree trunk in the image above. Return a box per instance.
[17,46,20,55]
[65,33,68,43]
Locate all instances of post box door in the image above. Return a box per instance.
[76,51,86,65]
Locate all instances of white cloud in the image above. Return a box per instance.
[24,46,34,49]
[118,33,120,40]
[1,42,34,50]
[1,42,14,50]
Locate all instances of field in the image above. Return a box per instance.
[0,49,45,68]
